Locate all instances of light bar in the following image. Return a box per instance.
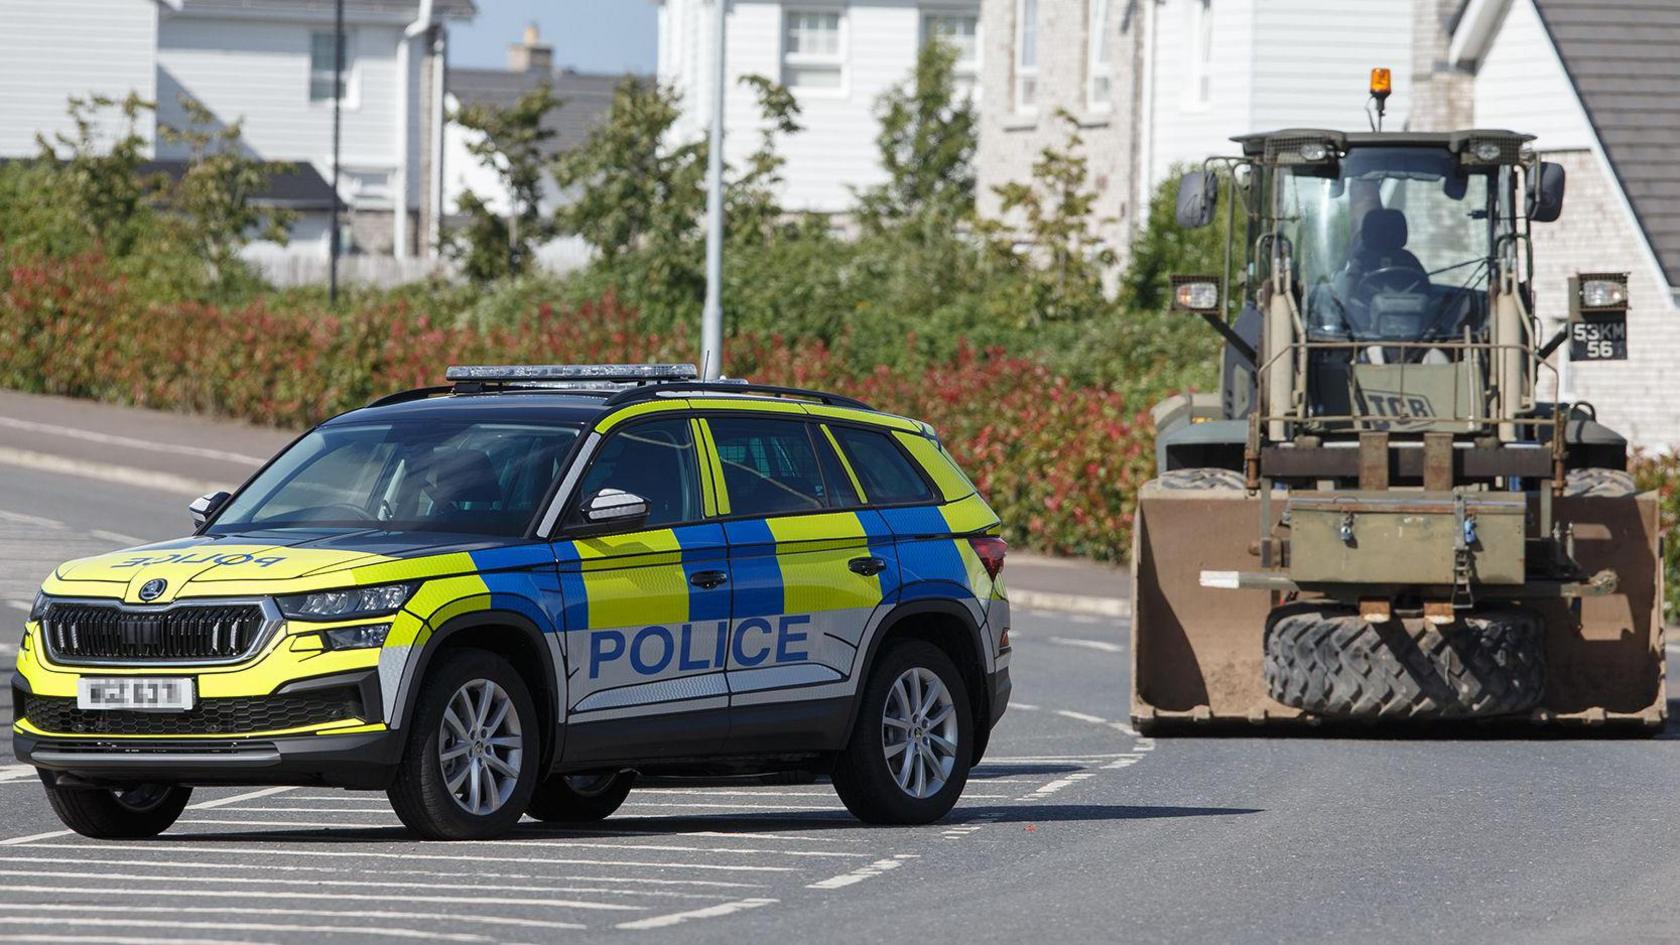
[445,363,699,384]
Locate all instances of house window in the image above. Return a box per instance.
[924,12,981,98]
[1087,0,1112,111]
[309,30,353,103]
[783,10,845,91]
[1187,1,1214,106]
[1015,0,1039,112]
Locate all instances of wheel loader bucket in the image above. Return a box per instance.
[1129,480,1667,730]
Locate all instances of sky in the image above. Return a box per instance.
[452,1,657,75]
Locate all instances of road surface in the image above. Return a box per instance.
[0,391,1674,944]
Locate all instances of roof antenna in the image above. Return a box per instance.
[1368,67,1391,132]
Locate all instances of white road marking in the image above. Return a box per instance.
[1054,709,1110,725]
[0,831,73,847]
[156,832,806,873]
[615,897,778,930]
[1047,636,1125,654]
[0,903,579,932]
[0,883,642,911]
[0,510,65,529]
[805,855,916,890]
[0,765,38,783]
[1008,589,1131,618]
[0,448,225,498]
[1018,772,1096,802]
[616,801,845,811]
[17,842,782,882]
[0,916,489,943]
[87,530,145,546]
[188,786,295,810]
[0,857,728,900]
[940,814,999,840]
[4,602,32,613]
[1007,701,1041,711]
[0,866,729,901]
[0,416,268,466]
[0,928,270,934]
[979,753,1132,762]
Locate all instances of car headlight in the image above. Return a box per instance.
[276,583,415,620]
[28,592,49,623]
[323,623,391,651]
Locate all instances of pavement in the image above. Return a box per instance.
[0,390,1676,944]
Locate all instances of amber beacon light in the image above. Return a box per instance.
[1369,67,1392,97]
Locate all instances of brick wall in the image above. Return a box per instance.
[976,0,1143,269]
[1528,150,1680,450]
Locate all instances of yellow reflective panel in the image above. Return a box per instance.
[894,431,976,502]
[575,528,690,627]
[17,630,382,700]
[801,403,921,432]
[940,492,1001,534]
[766,513,882,613]
[595,399,693,433]
[695,420,732,516]
[691,398,808,415]
[691,418,719,517]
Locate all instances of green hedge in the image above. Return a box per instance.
[0,252,1155,560]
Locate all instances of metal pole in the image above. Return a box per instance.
[328,0,345,304]
[699,0,727,379]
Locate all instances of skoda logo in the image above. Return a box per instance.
[137,579,168,602]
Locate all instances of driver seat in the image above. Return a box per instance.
[1349,208,1424,277]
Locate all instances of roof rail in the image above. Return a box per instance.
[603,381,872,411]
[365,385,453,409]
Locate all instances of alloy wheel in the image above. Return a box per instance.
[881,667,959,799]
[437,678,524,816]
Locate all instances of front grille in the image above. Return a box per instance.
[40,602,270,663]
[19,688,363,736]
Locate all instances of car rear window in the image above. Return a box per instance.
[830,426,935,505]
[708,417,830,516]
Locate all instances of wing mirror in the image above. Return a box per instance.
[1528,161,1566,223]
[572,488,650,536]
[1175,170,1219,229]
[189,491,231,529]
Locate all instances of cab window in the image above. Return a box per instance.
[707,417,832,516]
[830,426,936,504]
[577,417,703,528]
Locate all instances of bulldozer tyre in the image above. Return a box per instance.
[1158,467,1247,491]
[1263,606,1544,719]
[1563,468,1637,497]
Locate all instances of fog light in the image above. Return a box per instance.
[323,623,391,651]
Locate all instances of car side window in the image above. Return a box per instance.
[576,417,703,528]
[831,426,936,504]
[707,417,831,516]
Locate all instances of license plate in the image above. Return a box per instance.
[76,677,196,711]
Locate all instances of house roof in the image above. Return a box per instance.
[1531,0,1680,286]
[141,159,339,210]
[449,68,632,157]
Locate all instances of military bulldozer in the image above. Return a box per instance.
[1131,73,1665,732]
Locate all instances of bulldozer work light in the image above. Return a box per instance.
[1170,276,1221,314]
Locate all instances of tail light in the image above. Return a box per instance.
[968,536,1007,581]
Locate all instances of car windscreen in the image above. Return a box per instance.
[210,420,581,537]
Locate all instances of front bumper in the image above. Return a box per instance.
[15,727,403,789]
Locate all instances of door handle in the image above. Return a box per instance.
[690,570,729,589]
[848,556,887,577]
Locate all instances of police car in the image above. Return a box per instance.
[15,365,1011,839]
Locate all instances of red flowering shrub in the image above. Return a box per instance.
[0,254,1156,561]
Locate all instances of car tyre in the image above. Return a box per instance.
[41,779,192,840]
[388,650,540,840]
[832,639,972,825]
[525,771,635,822]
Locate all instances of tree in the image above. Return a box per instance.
[985,111,1117,325]
[551,78,705,266]
[449,83,561,283]
[854,40,977,233]
[726,75,804,246]
[159,95,294,288]
[31,93,162,258]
